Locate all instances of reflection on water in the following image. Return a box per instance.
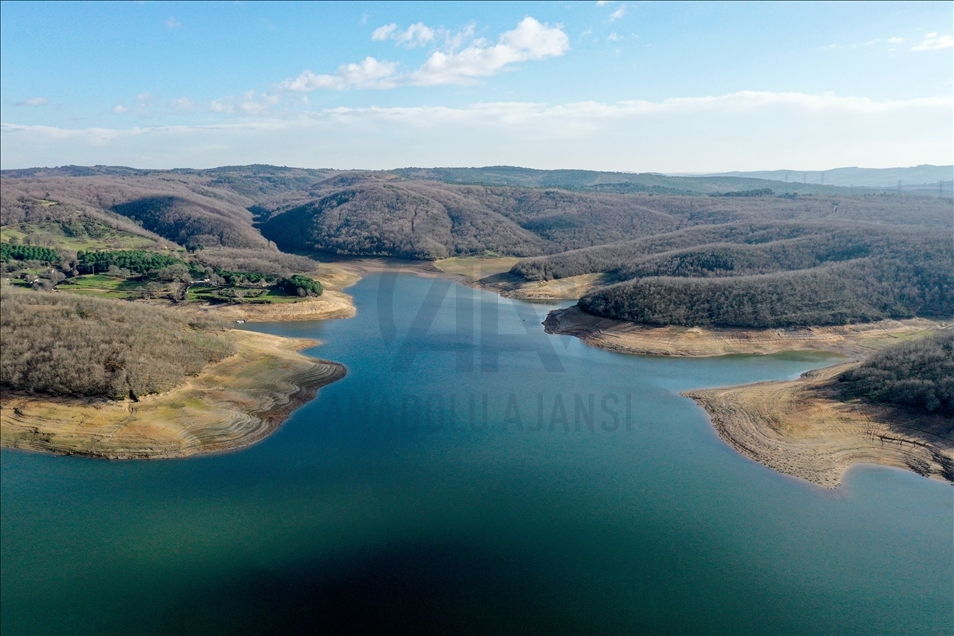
[2,273,951,635]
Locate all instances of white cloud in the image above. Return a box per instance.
[209,92,280,115]
[239,91,280,115]
[912,32,953,51]
[607,33,621,42]
[440,23,477,53]
[609,7,625,21]
[136,92,155,104]
[823,36,931,51]
[170,97,196,111]
[372,22,435,47]
[278,57,399,91]
[371,24,397,40]
[165,16,181,29]
[112,104,129,114]
[408,17,569,86]
[4,92,950,172]
[16,97,49,106]
[278,18,568,91]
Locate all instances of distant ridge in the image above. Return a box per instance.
[391,166,885,196]
[702,165,953,190]
[3,163,950,196]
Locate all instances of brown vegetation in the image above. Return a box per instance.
[1,287,233,400]
[1,330,344,459]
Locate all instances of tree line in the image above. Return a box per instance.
[1,243,60,264]
[77,249,184,274]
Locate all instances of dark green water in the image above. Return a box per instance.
[2,273,952,635]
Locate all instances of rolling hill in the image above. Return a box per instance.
[3,163,951,330]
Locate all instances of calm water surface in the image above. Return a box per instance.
[2,273,951,634]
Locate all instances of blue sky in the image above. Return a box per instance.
[1,1,951,171]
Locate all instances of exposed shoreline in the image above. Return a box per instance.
[1,330,345,459]
[184,288,356,323]
[543,304,946,359]
[682,364,954,488]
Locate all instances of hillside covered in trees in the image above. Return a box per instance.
[0,287,234,400]
[567,225,953,327]
[3,164,951,330]
[837,332,954,415]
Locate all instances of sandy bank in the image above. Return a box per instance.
[187,289,356,323]
[1,330,344,459]
[682,364,954,488]
[431,257,606,300]
[544,305,946,358]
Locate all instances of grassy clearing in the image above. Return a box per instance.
[58,276,313,305]
[187,285,304,304]
[57,274,146,300]
[0,222,161,253]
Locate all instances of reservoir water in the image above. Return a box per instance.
[2,272,951,634]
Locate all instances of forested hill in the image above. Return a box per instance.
[258,179,683,259]
[3,164,952,329]
[551,224,953,328]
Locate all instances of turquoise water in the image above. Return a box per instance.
[2,273,951,634]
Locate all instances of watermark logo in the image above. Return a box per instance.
[377,270,564,373]
[322,390,639,434]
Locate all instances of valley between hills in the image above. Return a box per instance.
[1,164,951,486]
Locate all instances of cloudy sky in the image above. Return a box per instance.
[1,1,951,171]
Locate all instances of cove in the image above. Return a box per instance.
[2,272,951,635]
